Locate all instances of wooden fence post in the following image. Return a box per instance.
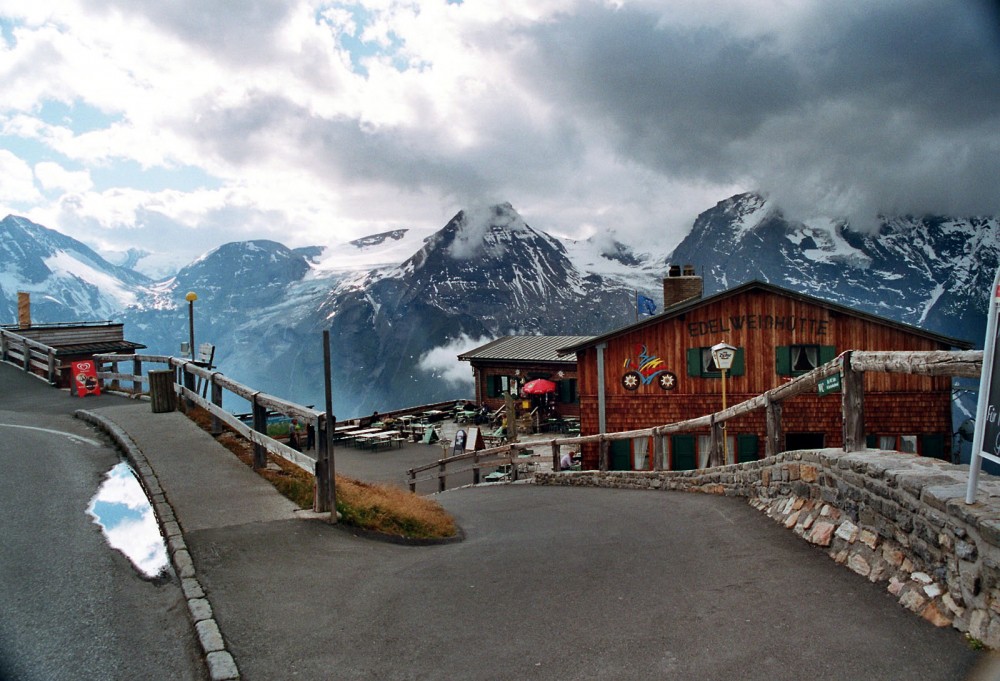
[408,469,416,493]
[252,394,267,469]
[210,376,223,436]
[653,433,664,471]
[842,351,866,452]
[599,436,609,471]
[438,461,446,493]
[765,394,782,457]
[47,350,57,385]
[552,442,560,471]
[133,357,142,395]
[709,415,724,468]
[473,452,480,485]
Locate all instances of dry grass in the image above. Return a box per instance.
[336,476,457,540]
[183,405,457,539]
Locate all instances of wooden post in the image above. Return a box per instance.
[210,377,223,436]
[552,442,560,471]
[148,370,176,413]
[511,447,520,481]
[599,436,609,471]
[321,330,336,519]
[473,452,480,485]
[765,393,782,457]
[709,414,723,468]
[653,433,665,471]
[438,461,446,493]
[133,357,142,395]
[46,350,57,385]
[182,361,196,409]
[252,394,267,469]
[842,351,866,452]
[0,332,7,362]
[408,469,416,493]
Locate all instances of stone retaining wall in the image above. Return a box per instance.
[535,449,1000,647]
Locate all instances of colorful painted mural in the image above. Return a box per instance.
[622,344,677,391]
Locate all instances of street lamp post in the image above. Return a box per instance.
[711,341,737,465]
[185,291,198,359]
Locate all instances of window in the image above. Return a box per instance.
[686,347,745,378]
[873,434,919,453]
[485,375,509,398]
[697,433,736,467]
[776,345,836,376]
[633,437,651,470]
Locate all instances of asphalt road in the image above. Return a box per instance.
[0,369,205,681]
[188,484,987,681]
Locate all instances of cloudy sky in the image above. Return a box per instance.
[1,0,998,270]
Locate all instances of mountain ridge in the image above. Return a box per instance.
[2,196,994,416]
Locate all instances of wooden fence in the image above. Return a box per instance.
[409,350,983,490]
[94,352,335,512]
[0,328,60,384]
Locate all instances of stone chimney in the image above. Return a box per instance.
[662,265,702,309]
[17,291,30,329]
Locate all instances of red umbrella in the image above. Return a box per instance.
[521,378,557,395]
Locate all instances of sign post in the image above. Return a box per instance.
[966,266,1000,504]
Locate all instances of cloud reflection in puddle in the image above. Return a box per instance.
[87,462,170,579]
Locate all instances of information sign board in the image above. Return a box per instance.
[72,360,101,397]
[967,266,1000,503]
[817,373,842,396]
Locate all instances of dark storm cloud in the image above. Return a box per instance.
[514,0,1000,223]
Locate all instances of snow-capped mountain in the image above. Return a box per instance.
[2,195,995,418]
[668,193,999,346]
[0,215,152,323]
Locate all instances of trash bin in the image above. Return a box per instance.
[149,369,177,413]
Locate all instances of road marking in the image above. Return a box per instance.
[0,423,102,447]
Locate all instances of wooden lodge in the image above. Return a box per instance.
[558,269,972,471]
[458,335,591,422]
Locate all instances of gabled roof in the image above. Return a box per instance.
[459,335,594,364]
[558,280,972,353]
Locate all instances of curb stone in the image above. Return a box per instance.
[75,409,241,681]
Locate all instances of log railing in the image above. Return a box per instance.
[411,350,983,489]
[407,442,547,493]
[0,328,60,384]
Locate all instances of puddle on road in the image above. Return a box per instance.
[87,462,170,579]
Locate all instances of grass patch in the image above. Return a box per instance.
[182,405,457,539]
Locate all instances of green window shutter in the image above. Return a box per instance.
[486,376,501,398]
[775,346,791,376]
[737,434,758,463]
[671,435,697,470]
[687,348,702,377]
[729,348,745,376]
[819,345,837,364]
[921,434,946,460]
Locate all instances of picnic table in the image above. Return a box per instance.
[343,427,381,446]
[355,430,405,450]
